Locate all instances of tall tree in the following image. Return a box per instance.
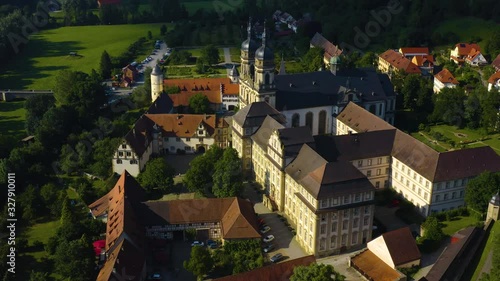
[200,44,220,66]
[24,94,55,135]
[184,246,214,281]
[290,263,345,281]
[301,47,324,72]
[54,235,95,281]
[99,50,112,79]
[464,92,482,129]
[480,90,500,132]
[465,172,500,212]
[184,145,223,194]
[137,157,175,193]
[212,148,243,198]
[429,87,466,126]
[188,93,212,114]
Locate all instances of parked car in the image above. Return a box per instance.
[258,218,265,225]
[270,253,283,263]
[260,225,271,234]
[263,244,274,253]
[207,240,218,249]
[148,273,161,280]
[263,235,275,243]
[191,241,204,247]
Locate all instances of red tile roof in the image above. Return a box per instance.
[488,72,500,84]
[492,54,500,70]
[145,114,216,138]
[399,47,430,56]
[434,68,459,85]
[351,250,403,281]
[379,49,421,74]
[213,255,316,281]
[454,43,481,56]
[168,92,222,106]
[412,55,434,67]
[381,227,421,266]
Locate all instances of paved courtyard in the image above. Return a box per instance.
[164,154,197,174]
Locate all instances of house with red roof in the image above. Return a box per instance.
[488,72,500,92]
[450,43,487,65]
[434,68,459,93]
[491,54,500,72]
[378,49,421,76]
[310,32,343,66]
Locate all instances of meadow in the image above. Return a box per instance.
[433,17,498,52]
[0,100,27,139]
[0,23,169,90]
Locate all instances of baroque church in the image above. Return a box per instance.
[238,18,397,136]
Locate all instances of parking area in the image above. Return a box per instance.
[146,239,196,281]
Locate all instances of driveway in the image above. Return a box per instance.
[316,250,366,281]
[169,241,197,281]
[242,184,307,263]
[223,48,232,75]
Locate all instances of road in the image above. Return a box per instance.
[223,47,232,75]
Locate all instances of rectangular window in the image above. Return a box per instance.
[412,184,416,191]
[435,195,441,202]
[364,206,370,214]
[186,137,191,142]
[199,138,203,142]
[363,216,369,226]
[460,190,464,197]
[396,161,399,168]
[331,222,337,232]
[444,193,449,200]
[353,218,359,228]
[342,220,348,230]
[344,196,349,204]
[341,234,347,245]
[126,152,131,156]
[332,212,337,220]
[121,144,126,149]
[118,152,123,156]
[377,158,382,164]
[384,180,389,187]
[353,208,359,216]
[424,192,428,200]
[352,232,358,244]
[418,188,422,196]
[355,194,360,202]
[395,172,399,178]
[199,130,203,135]
[358,160,363,167]
[330,236,337,248]
[367,170,372,177]
[321,214,326,222]
[333,198,338,205]
[385,168,389,174]
[321,224,326,234]
[367,159,372,166]
[366,192,371,200]
[176,137,181,142]
[426,181,429,188]
[452,192,456,199]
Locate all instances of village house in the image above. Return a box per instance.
[112,113,228,177]
[350,227,421,281]
[310,32,343,67]
[121,64,138,88]
[399,47,434,75]
[492,54,500,72]
[450,43,487,65]
[433,68,459,93]
[488,72,500,92]
[378,49,421,76]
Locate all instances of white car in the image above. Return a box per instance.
[191,241,204,247]
[260,225,271,234]
[263,235,275,243]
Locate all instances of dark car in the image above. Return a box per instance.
[263,244,274,253]
[270,253,283,263]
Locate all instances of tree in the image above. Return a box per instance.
[160,24,167,35]
[188,93,212,114]
[24,94,55,135]
[130,86,152,108]
[40,182,65,218]
[290,263,345,281]
[90,137,121,178]
[429,87,466,126]
[184,145,223,194]
[212,148,243,198]
[138,157,175,193]
[29,271,49,281]
[200,45,220,66]
[301,47,324,72]
[184,246,214,280]
[18,185,42,221]
[480,90,500,132]
[421,216,444,242]
[401,74,421,110]
[36,106,74,152]
[147,30,153,40]
[465,172,500,212]
[99,50,112,79]
[464,92,482,129]
[54,235,95,281]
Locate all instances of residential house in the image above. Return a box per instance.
[164,77,239,111]
[399,47,430,58]
[378,49,421,76]
[399,47,434,75]
[213,255,316,281]
[465,48,488,66]
[450,43,485,65]
[121,64,138,88]
[112,113,228,177]
[310,32,343,66]
[488,72,500,92]
[336,102,500,216]
[424,227,485,281]
[492,54,500,72]
[350,227,420,281]
[433,68,459,93]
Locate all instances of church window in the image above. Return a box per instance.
[264,72,270,84]
[318,110,327,135]
[306,112,313,130]
[369,104,376,114]
[292,114,300,127]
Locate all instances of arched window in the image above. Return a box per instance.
[264,72,270,84]
[292,113,300,127]
[306,112,313,131]
[318,110,327,135]
[369,104,376,114]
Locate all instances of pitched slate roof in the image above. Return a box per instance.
[140,198,261,239]
[212,255,316,281]
[336,102,395,132]
[146,93,174,114]
[274,69,394,111]
[379,49,421,74]
[251,116,285,149]
[380,227,421,267]
[310,32,342,60]
[434,69,459,85]
[233,102,286,128]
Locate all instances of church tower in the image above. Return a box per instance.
[487,192,500,221]
[240,17,258,81]
[229,64,239,83]
[151,64,163,102]
[251,22,276,107]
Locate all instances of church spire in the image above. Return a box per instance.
[279,53,286,75]
[262,20,267,46]
[247,17,252,40]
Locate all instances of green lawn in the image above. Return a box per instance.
[441,215,481,236]
[472,221,500,281]
[411,132,449,152]
[434,17,498,51]
[0,100,27,139]
[0,23,169,90]
[414,124,500,155]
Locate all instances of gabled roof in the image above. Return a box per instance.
[399,47,430,56]
[140,198,261,239]
[453,43,481,56]
[310,32,342,59]
[412,55,434,67]
[251,116,285,149]
[337,102,396,132]
[379,49,421,74]
[212,255,316,281]
[488,72,500,84]
[164,77,237,93]
[146,93,174,114]
[434,69,459,85]
[233,102,286,128]
[168,92,222,106]
[380,227,421,267]
[492,54,500,70]
[96,239,145,281]
[465,48,485,62]
[146,114,216,137]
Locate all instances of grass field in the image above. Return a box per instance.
[413,124,500,155]
[0,23,169,90]
[0,100,27,139]
[472,221,500,281]
[441,215,481,237]
[434,17,498,51]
